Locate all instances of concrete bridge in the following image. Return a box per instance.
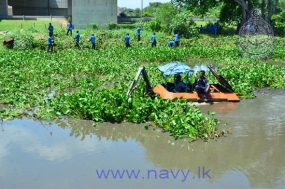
[0,0,219,28]
[0,0,117,29]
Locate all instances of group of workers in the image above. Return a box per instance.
[174,70,210,101]
[125,26,180,48]
[199,23,218,35]
[167,29,180,47]
[47,22,183,52]
[47,22,218,52]
[47,21,96,52]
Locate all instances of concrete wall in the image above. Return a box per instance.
[72,0,117,29]
[0,0,8,16]
[8,0,68,15]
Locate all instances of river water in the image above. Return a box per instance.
[0,89,285,189]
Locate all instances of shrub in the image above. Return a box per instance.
[87,23,98,30]
[188,12,195,17]
[142,11,152,17]
[66,17,71,22]
[108,22,118,30]
[117,23,137,30]
[171,13,199,39]
[9,32,34,50]
[271,10,285,36]
[187,20,199,39]
[147,19,162,32]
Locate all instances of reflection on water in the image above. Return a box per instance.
[0,92,285,189]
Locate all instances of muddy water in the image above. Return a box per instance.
[0,90,285,189]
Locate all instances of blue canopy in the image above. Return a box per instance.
[158,62,194,76]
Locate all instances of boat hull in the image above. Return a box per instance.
[153,84,240,102]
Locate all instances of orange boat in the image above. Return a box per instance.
[127,62,240,102]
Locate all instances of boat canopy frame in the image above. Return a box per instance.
[127,66,154,97]
[157,62,195,92]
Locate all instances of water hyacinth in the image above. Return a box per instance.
[0,29,285,140]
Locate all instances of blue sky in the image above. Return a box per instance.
[118,0,170,9]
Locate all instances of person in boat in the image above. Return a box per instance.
[174,74,186,93]
[194,70,210,101]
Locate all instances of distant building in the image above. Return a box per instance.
[0,0,118,29]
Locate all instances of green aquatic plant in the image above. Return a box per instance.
[0,31,285,140]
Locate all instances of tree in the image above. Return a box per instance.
[155,3,178,32]
[134,8,141,17]
[277,0,285,11]
[171,0,220,16]
[271,9,285,35]
[219,1,243,23]
[171,12,189,35]
[118,7,133,17]
[144,2,163,15]
[118,12,128,17]
[172,0,278,24]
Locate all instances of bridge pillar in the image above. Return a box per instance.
[67,0,72,18]
[0,0,8,16]
[72,0,117,29]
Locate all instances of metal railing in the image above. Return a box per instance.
[0,15,67,21]
[117,17,219,22]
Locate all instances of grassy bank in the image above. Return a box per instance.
[0,20,65,31]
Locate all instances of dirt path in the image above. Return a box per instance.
[57,20,68,27]
[0,31,8,35]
